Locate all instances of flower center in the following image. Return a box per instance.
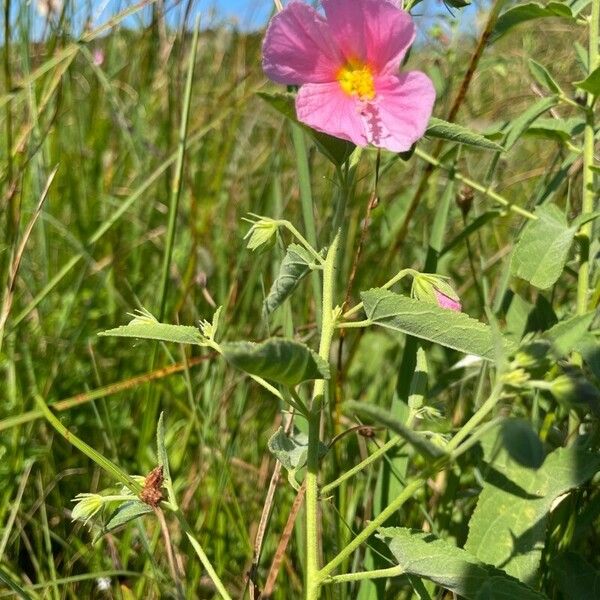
[337,62,375,100]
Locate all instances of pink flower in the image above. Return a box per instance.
[262,0,435,152]
[411,273,462,312]
[92,49,105,67]
[434,290,462,312]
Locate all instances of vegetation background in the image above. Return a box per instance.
[0,0,596,599]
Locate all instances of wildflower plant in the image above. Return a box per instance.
[7,0,598,598]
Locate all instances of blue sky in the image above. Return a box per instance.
[99,0,480,33]
[15,1,481,42]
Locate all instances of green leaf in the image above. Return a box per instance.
[511,203,575,289]
[342,400,446,459]
[378,527,547,599]
[545,312,596,356]
[426,117,503,151]
[465,438,600,584]
[360,288,516,360]
[97,500,153,540]
[267,427,327,473]
[263,243,314,315]
[504,96,559,150]
[258,91,354,165]
[500,419,545,469]
[492,2,573,42]
[221,338,329,386]
[551,552,600,599]
[574,65,600,96]
[156,412,175,505]
[528,59,562,94]
[99,311,207,346]
[526,116,585,142]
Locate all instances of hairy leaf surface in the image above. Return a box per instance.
[263,243,314,315]
[361,288,515,359]
[465,437,600,584]
[221,338,329,386]
[378,527,547,599]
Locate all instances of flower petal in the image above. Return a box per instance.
[295,82,367,146]
[323,0,415,74]
[262,2,342,85]
[359,72,435,152]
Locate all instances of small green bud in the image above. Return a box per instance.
[71,493,104,525]
[513,340,552,373]
[243,218,279,253]
[550,372,600,415]
[502,367,530,388]
[411,273,461,312]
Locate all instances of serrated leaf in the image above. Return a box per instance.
[426,117,503,151]
[342,400,445,459]
[574,65,600,96]
[504,96,559,150]
[492,2,573,42]
[268,427,327,473]
[258,91,354,165]
[528,59,562,94]
[99,319,207,346]
[360,288,516,360]
[96,500,153,541]
[263,243,314,315]
[545,312,596,356]
[465,438,600,584]
[511,203,575,289]
[221,338,329,386]
[378,527,547,599]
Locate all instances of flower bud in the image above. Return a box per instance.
[550,372,600,415]
[71,493,104,524]
[243,218,278,253]
[512,340,552,375]
[411,273,461,312]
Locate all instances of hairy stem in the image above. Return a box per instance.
[577,1,599,317]
[321,435,404,496]
[319,477,426,579]
[306,234,340,600]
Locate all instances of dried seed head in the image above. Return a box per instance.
[140,466,164,507]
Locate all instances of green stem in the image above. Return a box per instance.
[281,221,324,265]
[572,0,598,438]
[577,1,599,318]
[414,148,537,221]
[343,269,415,319]
[445,385,502,453]
[306,234,340,600]
[321,435,404,496]
[35,395,142,494]
[319,477,426,579]
[336,319,372,329]
[322,565,404,585]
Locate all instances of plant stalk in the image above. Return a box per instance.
[577,1,599,317]
[306,233,340,600]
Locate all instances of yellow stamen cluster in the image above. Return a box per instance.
[337,63,375,100]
